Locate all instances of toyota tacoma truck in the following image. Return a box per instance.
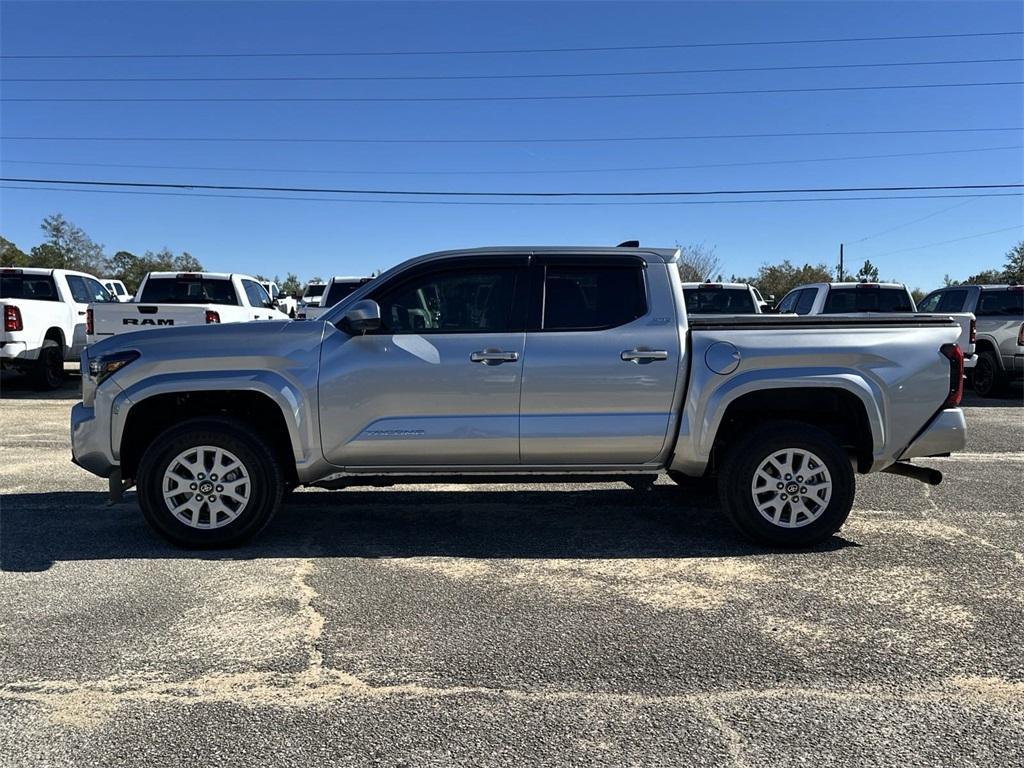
[87,271,288,343]
[1,267,116,389]
[71,246,967,548]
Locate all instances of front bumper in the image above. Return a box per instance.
[898,408,967,461]
[70,402,118,478]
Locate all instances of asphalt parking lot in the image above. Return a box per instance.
[1,372,1022,767]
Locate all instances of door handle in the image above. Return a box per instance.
[621,349,668,363]
[470,349,519,365]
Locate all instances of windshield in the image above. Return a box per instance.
[822,287,914,313]
[0,274,59,301]
[683,287,756,314]
[323,280,366,307]
[139,277,239,305]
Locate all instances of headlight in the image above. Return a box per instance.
[88,350,140,384]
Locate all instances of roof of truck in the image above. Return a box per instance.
[680,282,753,290]
[415,246,681,263]
[1,266,100,279]
[145,271,250,280]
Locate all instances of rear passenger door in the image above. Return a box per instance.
[518,255,680,465]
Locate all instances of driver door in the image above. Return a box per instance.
[318,256,528,468]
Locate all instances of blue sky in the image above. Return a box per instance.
[1,0,1022,289]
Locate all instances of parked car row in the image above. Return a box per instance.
[3,260,1021,396]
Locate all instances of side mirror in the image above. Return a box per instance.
[341,299,381,333]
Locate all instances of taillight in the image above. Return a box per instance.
[940,343,964,408]
[3,305,22,332]
[969,317,976,345]
[205,310,220,324]
[86,308,94,335]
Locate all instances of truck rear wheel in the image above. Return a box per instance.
[972,350,1006,398]
[32,340,64,390]
[137,417,284,548]
[718,422,854,547]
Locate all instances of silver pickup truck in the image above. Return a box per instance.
[71,246,967,549]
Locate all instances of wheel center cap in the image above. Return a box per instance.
[199,481,214,494]
[785,482,800,494]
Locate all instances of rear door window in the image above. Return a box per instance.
[976,289,1024,317]
[936,289,968,312]
[822,287,913,313]
[139,277,239,305]
[542,264,647,331]
[795,288,817,315]
[683,287,756,314]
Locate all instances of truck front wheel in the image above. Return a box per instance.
[137,418,284,548]
[718,422,854,548]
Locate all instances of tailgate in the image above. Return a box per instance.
[89,303,212,339]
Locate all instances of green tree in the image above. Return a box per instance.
[855,260,880,282]
[675,243,721,282]
[1003,240,1024,283]
[173,251,203,272]
[964,269,1004,285]
[910,287,927,305]
[0,236,29,266]
[735,260,833,301]
[36,213,107,274]
[279,272,302,296]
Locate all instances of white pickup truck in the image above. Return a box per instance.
[296,276,373,320]
[777,281,977,367]
[88,271,288,344]
[1,267,116,388]
[680,282,763,315]
[260,281,299,318]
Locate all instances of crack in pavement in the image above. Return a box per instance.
[2,672,1021,729]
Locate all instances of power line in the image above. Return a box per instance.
[868,225,1024,257]
[6,80,1021,103]
[3,127,1018,145]
[2,177,1021,198]
[4,57,1020,83]
[4,145,1019,178]
[2,30,1020,59]
[849,199,975,243]
[2,183,1019,207]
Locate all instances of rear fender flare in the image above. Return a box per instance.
[670,367,884,476]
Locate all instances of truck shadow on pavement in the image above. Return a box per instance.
[0,486,855,572]
[0,370,81,400]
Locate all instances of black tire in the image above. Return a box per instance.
[972,350,1006,398]
[137,417,284,548]
[32,340,64,390]
[718,421,855,548]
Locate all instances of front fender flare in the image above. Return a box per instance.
[112,369,318,474]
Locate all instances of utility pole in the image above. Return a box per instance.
[838,242,845,281]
